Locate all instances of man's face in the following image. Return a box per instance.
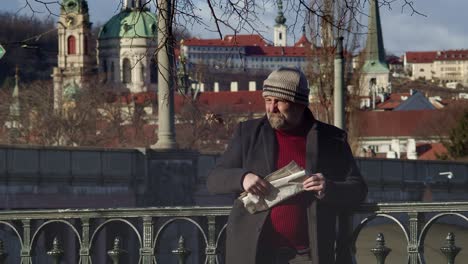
[264,96,305,130]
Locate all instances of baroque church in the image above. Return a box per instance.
[52,0,158,108]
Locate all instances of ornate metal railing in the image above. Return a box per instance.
[0,202,465,263]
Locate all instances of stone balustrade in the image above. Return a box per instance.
[0,202,465,263]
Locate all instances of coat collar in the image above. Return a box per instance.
[260,117,277,174]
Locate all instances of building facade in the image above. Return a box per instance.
[404,50,468,87]
[52,0,95,108]
[52,0,159,109]
[181,35,313,73]
[180,1,314,75]
[97,0,158,93]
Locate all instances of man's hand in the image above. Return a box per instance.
[242,173,270,196]
[303,173,326,199]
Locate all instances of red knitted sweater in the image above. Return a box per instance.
[261,129,311,250]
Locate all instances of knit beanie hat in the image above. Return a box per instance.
[263,67,309,105]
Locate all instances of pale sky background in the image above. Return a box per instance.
[2,0,468,55]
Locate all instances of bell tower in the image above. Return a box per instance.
[53,0,94,109]
[273,0,287,47]
[57,0,93,68]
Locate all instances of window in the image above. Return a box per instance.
[150,58,158,83]
[110,62,115,81]
[122,58,132,83]
[140,64,145,82]
[67,35,76,54]
[279,33,282,40]
[102,60,107,73]
[102,60,108,82]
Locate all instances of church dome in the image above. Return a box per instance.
[98,9,157,40]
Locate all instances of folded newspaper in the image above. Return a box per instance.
[238,161,308,214]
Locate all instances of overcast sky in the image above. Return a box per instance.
[3,0,468,55]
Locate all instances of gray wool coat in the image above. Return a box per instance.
[207,110,367,264]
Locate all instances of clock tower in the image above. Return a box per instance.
[53,0,95,109]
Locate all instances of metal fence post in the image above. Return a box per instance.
[206,216,217,264]
[47,237,64,264]
[172,236,191,264]
[0,240,8,264]
[80,218,91,264]
[370,233,391,264]
[20,220,31,264]
[107,237,127,264]
[407,212,424,264]
[141,216,154,264]
[440,232,461,264]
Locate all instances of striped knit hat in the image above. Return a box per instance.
[262,67,309,105]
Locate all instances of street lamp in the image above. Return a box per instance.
[439,171,454,193]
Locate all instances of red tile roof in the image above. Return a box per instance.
[405,51,437,63]
[294,34,312,47]
[376,93,411,110]
[183,34,314,57]
[434,49,468,61]
[356,110,449,137]
[114,90,266,114]
[189,91,265,114]
[245,45,312,57]
[417,142,448,160]
[184,34,267,47]
[406,50,468,63]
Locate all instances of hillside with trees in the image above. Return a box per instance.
[0,12,59,89]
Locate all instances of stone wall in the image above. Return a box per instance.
[0,145,467,210]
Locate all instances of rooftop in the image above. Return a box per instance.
[183,34,314,57]
[405,51,438,64]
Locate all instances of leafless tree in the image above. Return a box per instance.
[19,0,424,43]
[14,0,425,152]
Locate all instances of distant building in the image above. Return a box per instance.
[403,51,437,81]
[53,0,158,109]
[404,50,468,86]
[181,33,313,74]
[180,1,314,75]
[355,110,450,160]
[97,0,158,93]
[360,0,390,97]
[52,0,95,109]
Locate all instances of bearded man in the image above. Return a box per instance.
[207,67,367,264]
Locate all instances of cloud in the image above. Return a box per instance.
[380,0,468,54]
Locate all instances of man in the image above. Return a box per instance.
[207,67,367,264]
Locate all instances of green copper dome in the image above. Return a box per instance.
[98,9,157,40]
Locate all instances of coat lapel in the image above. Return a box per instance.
[260,119,277,175]
[306,114,320,263]
[306,120,319,174]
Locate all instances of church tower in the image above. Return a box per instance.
[273,0,287,47]
[53,0,95,109]
[360,0,390,96]
[123,0,144,9]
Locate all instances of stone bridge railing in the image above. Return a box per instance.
[0,202,466,264]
